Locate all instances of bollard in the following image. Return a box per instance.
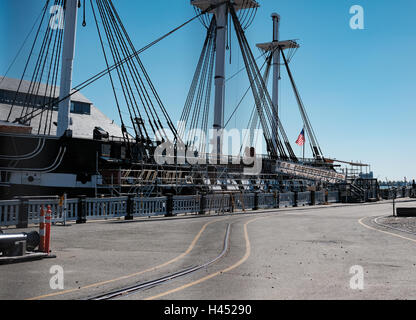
[39,206,45,252]
[44,205,52,254]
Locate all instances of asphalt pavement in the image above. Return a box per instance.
[1,199,416,300]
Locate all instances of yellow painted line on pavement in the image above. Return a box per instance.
[359,217,416,243]
[145,217,262,300]
[26,217,226,300]
[145,215,415,300]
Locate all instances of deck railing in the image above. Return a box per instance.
[327,191,340,203]
[4,187,411,228]
[0,200,20,227]
[297,192,311,207]
[133,196,167,217]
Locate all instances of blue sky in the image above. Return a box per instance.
[1,0,416,181]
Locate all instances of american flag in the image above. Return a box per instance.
[295,129,305,147]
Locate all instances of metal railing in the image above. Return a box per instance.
[258,193,277,209]
[204,194,231,214]
[85,197,128,220]
[6,186,398,228]
[133,197,167,217]
[379,187,413,200]
[173,195,201,215]
[233,193,255,211]
[314,191,326,205]
[297,192,311,207]
[27,199,60,224]
[327,191,340,203]
[279,192,295,208]
[0,200,19,226]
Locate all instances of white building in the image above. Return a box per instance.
[0,76,124,139]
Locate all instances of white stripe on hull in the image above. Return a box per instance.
[6,172,102,189]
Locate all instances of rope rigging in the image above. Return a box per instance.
[226,38,322,161]
[237,0,258,30]
[280,47,324,160]
[181,2,304,162]
[82,0,87,27]
[90,0,129,148]
[5,0,64,136]
[95,0,155,145]
[224,45,298,131]
[248,52,272,148]
[224,51,271,129]
[5,0,50,123]
[229,4,297,161]
[2,0,321,166]
[14,1,224,131]
[178,17,216,156]
[193,0,257,30]
[0,3,47,87]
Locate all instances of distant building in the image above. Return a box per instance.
[359,172,374,179]
[0,76,123,139]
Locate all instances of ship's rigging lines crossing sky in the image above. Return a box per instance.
[4,0,324,162]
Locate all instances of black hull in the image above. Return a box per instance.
[0,185,99,200]
[0,133,100,174]
[0,132,337,200]
[0,133,123,199]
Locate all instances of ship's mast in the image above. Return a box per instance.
[271,13,280,117]
[191,0,259,156]
[57,0,79,137]
[256,14,299,132]
[213,2,227,137]
[257,16,326,161]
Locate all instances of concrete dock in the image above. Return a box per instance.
[1,200,416,300]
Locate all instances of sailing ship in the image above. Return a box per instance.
[0,0,358,200]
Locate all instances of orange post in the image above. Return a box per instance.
[44,205,52,254]
[39,206,45,252]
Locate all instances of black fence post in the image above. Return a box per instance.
[17,198,28,229]
[294,192,299,208]
[165,194,174,217]
[253,192,259,211]
[230,194,234,213]
[311,191,316,206]
[76,196,87,224]
[199,194,206,215]
[125,194,134,221]
[274,191,279,208]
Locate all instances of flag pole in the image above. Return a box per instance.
[303,142,305,162]
[303,126,305,162]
